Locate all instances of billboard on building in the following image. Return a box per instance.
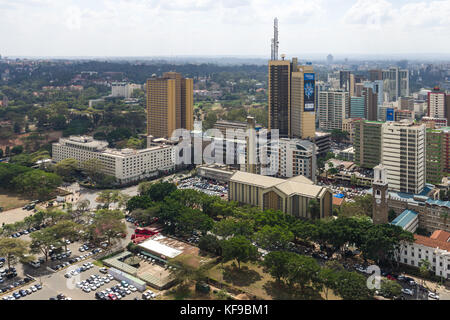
[304,73,315,112]
[386,108,394,121]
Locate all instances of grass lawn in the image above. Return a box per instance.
[0,189,33,211]
[208,260,342,300]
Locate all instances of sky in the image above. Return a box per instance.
[1,0,450,57]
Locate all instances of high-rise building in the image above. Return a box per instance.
[368,70,383,81]
[268,59,291,137]
[327,54,333,65]
[268,21,315,139]
[317,90,349,131]
[350,97,365,118]
[382,67,409,102]
[381,120,425,194]
[362,87,378,121]
[146,72,193,138]
[354,120,382,169]
[339,71,351,91]
[426,127,450,185]
[427,87,446,119]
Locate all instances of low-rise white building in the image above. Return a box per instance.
[397,230,450,280]
[52,136,174,184]
[111,82,141,99]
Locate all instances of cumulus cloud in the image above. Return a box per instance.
[343,0,394,28]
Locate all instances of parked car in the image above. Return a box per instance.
[428,292,440,300]
[401,288,414,296]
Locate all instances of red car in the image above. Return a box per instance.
[108,293,117,300]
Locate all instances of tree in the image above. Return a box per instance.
[30,227,62,262]
[11,145,24,155]
[221,236,259,270]
[52,220,81,251]
[334,270,373,300]
[97,190,121,209]
[198,235,222,256]
[213,218,253,238]
[260,251,293,283]
[12,169,62,199]
[0,238,31,269]
[380,279,402,298]
[253,225,294,250]
[178,208,214,236]
[126,195,153,212]
[143,182,177,202]
[73,199,91,222]
[54,158,79,181]
[285,254,321,290]
[419,259,431,288]
[88,209,126,246]
[319,267,339,300]
[130,206,160,225]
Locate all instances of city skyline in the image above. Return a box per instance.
[2,0,450,57]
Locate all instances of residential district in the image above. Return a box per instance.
[0,19,450,302]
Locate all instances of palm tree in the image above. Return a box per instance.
[419,259,431,290]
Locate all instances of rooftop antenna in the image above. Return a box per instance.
[271,18,279,60]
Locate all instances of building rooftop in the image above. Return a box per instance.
[230,171,327,198]
[391,209,418,229]
[414,232,450,252]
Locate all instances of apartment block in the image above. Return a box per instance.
[317,90,349,131]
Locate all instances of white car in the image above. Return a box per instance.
[83,287,91,293]
[30,286,37,292]
[428,292,440,300]
[125,289,131,295]
[129,285,137,292]
[401,288,414,296]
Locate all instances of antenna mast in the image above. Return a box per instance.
[271,18,279,60]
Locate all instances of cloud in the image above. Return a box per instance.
[343,0,394,27]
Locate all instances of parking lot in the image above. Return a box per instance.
[178,177,228,198]
[18,262,143,300]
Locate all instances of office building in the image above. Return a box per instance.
[381,120,426,194]
[350,96,365,118]
[339,71,351,91]
[368,70,383,81]
[354,120,383,168]
[146,72,193,139]
[268,58,316,139]
[363,87,378,121]
[382,67,409,102]
[52,136,174,184]
[229,171,332,219]
[426,127,450,185]
[317,90,349,131]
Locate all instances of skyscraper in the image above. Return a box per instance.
[381,120,425,194]
[354,120,382,169]
[362,87,378,121]
[146,72,193,138]
[382,67,409,102]
[268,19,315,139]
